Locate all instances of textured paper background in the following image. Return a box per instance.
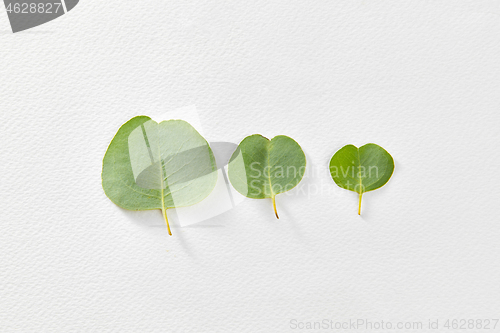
[1,1,500,332]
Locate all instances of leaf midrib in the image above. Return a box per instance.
[266,140,274,197]
[357,148,362,194]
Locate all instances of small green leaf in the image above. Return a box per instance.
[228,134,306,218]
[102,116,217,235]
[329,143,394,215]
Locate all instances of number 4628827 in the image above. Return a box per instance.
[6,3,62,14]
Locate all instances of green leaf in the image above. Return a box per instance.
[329,143,394,215]
[102,116,217,235]
[228,134,306,218]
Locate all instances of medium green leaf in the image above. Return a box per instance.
[228,134,306,218]
[102,116,217,235]
[329,143,394,215]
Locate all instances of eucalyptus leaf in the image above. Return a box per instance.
[228,134,306,218]
[329,143,394,215]
[102,116,217,235]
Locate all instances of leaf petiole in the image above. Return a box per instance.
[358,191,363,215]
[272,195,279,219]
[162,208,172,236]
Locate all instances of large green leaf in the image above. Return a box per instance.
[228,134,306,218]
[329,143,394,215]
[102,116,217,235]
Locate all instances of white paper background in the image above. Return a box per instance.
[1,1,500,332]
